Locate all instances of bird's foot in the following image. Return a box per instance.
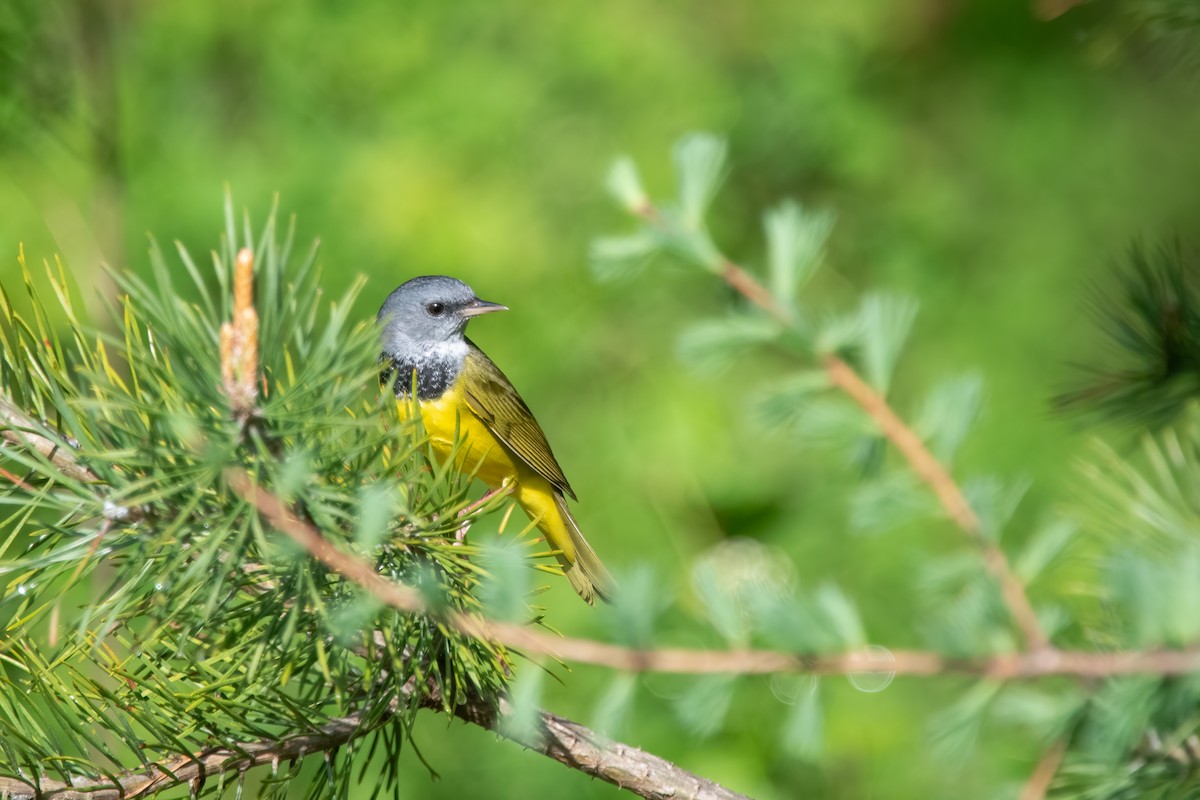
[454,482,515,544]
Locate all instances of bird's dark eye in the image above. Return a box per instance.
[426,302,445,317]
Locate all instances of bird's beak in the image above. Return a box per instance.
[461,298,508,317]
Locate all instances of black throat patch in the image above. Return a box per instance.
[381,354,461,401]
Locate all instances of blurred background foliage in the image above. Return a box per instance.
[2,1,1200,798]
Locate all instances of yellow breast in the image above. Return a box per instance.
[398,382,522,489]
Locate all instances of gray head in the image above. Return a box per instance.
[377,275,507,360]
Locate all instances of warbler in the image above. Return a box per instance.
[377,276,614,605]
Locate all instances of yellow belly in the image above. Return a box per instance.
[399,384,521,489]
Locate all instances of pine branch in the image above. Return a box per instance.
[0,211,521,798]
[1055,242,1200,429]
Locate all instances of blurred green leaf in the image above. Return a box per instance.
[850,472,937,533]
[1081,677,1161,761]
[499,668,544,743]
[764,201,835,310]
[1108,545,1200,647]
[606,155,649,214]
[328,593,385,645]
[857,293,919,394]
[928,681,1002,766]
[605,564,666,650]
[916,373,984,464]
[354,483,399,551]
[813,583,865,648]
[752,369,831,430]
[781,679,823,760]
[917,554,1009,656]
[1081,417,1200,554]
[693,539,795,648]
[790,396,875,450]
[477,541,531,623]
[1014,516,1077,583]
[753,593,824,652]
[677,315,782,375]
[588,230,660,283]
[675,674,736,739]
[962,475,1031,541]
[815,308,867,356]
[591,672,638,739]
[992,684,1086,740]
[672,134,727,228]
[654,211,724,271]
[692,558,749,647]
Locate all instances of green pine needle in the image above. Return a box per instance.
[1057,242,1200,429]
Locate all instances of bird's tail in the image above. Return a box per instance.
[552,492,615,605]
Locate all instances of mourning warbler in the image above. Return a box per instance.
[377,275,614,605]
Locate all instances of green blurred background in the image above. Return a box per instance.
[3,1,1199,797]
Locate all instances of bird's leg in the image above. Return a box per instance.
[456,488,499,541]
[455,480,515,543]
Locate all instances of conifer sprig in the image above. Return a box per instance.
[1057,242,1200,429]
[592,133,1047,651]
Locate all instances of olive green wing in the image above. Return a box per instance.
[460,340,576,500]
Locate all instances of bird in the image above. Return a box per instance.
[377,275,614,605]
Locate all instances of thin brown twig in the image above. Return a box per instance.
[0,464,34,492]
[718,259,792,325]
[228,469,1200,680]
